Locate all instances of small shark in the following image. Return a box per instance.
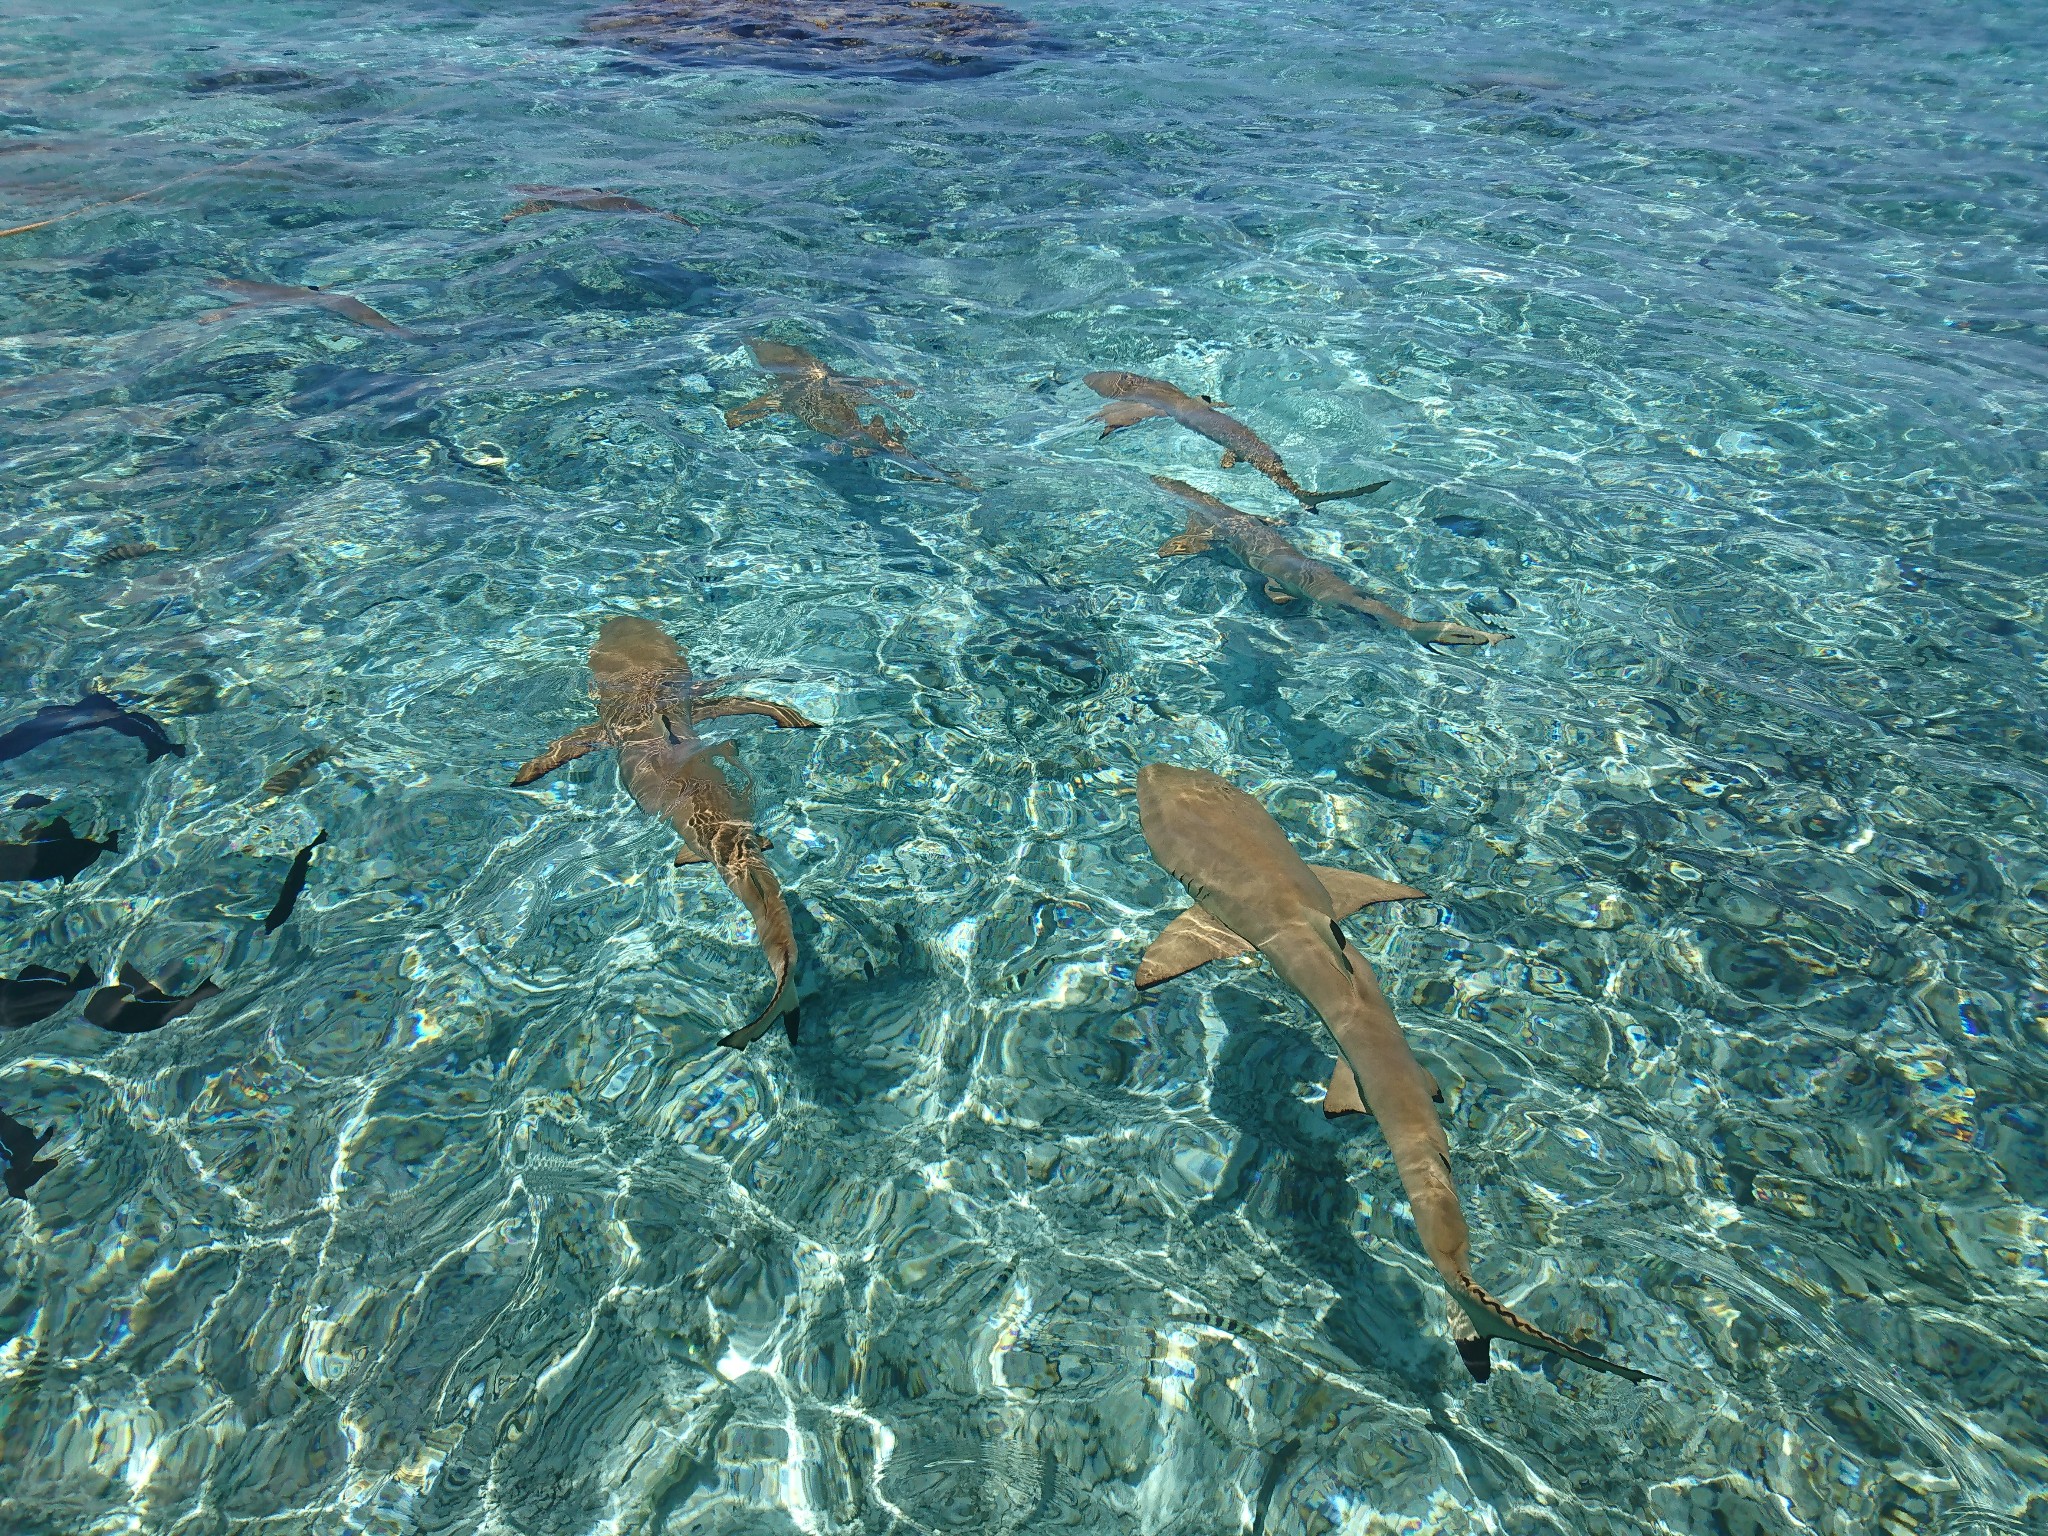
[0,692,185,765]
[0,1106,57,1201]
[504,184,695,224]
[198,277,413,334]
[512,617,820,1048]
[1085,370,1385,509]
[0,964,96,1029]
[1150,478,1505,648]
[82,965,223,1034]
[0,819,119,884]
[726,338,973,487]
[1133,763,1655,1384]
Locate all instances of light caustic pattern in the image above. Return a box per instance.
[0,0,2044,1533]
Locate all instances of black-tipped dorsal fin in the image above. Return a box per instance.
[1135,904,1251,988]
[1447,1271,1659,1383]
[1308,865,1426,918]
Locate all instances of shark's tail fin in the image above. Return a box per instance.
[1298,479,1391,509]
[718,959,793,1050]
[1447,1269,1658,1384]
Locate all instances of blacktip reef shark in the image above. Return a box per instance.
[1085,370,1386,509]
[1133,764,1656,1384]
[1150,477,1506,648]
[511,617,820,1048]
[504,184,695,224]
[198,278,414,335]
[725,338,975,488]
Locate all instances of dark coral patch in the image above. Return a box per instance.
[580,0,1043,81]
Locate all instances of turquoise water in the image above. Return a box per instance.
[3,0,2046,1529]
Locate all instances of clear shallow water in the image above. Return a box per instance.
[2,0,2046,1530]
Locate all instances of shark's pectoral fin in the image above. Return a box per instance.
[675,848,711,867]
[512,722,609,785]
[1156,534,1213,559]
[1135,904,1253,988]
[1093,400,1164,435]
[1447,1272,1659,1384]
[1263,581,1297,604]
[1322,1058,1370,1118]
[690,696,821,730]
[1220,450,1239,468]
[724,394,781,429]
[1308,865,1427,918]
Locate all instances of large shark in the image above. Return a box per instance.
[1150,477,1506,648]
[725,338,973,487]
[504,184,695,224]
[512,617,819,1048]
[1133,763,1655,1384]
[1085,370,1383,509]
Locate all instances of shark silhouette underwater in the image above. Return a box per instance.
[1149,477,1506,649]
[725,338,975,487]
[197,277,414,334]
[512,617,820,1047]
[0,693,184,765]
[1086,370,1385,510]
[1133,763,1656,1384]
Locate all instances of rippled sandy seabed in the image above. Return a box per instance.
[2,0,2045,1531]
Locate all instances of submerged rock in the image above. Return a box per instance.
[580,0,1042,81]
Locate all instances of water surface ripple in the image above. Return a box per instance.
[2,1,2045,1532]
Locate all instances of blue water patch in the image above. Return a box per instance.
[2,0,2046,1532]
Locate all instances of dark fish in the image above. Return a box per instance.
[0,819,119,883]
[82,964,222,1035]
[1466,589,1517,616]
[0,693,185,765]
[261,745,335,796]
[10,793,51,810]
[0,1106,57,1201]
[0,964,96,1029]
[93,541,168,566]
[263,829,328,933]
[1432,514,1491,538]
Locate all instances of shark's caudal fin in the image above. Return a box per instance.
[1298,479,1390,508]
[1447,1269,1659,1384]
[718,960,793,1050]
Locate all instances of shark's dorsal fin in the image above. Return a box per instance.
[1308,865,1426,916]
[1323,1059,1370,1118]
[1134,903,1251,988]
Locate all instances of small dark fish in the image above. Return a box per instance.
[10,793,51,810]
[0,964,96,1029]
[0,693,185,765]
[261,745,336,796]
[0,1106,58,1201]
[1466,589,1518,616]
[93,541,168,566]
[82,964,222,1035]
[0,819,119,883]
[1432,514,1491,538]
[263,829,328,933]
[1250,1439,1300,1536]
